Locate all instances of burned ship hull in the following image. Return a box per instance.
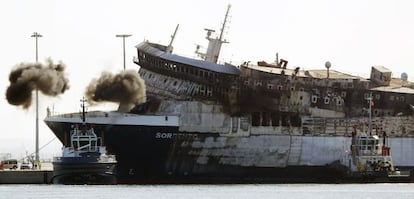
[46,118,347,183]
[45,107,414,183]
[45,6,414,183]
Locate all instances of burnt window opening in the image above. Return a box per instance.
[324,97,330,104]
[299,96,303,100]
[290,87,295,91]
[341,91,347,98]
[278,85,283,91]
[262,112,270,126]
[252,112,261,126]
[271,113,280,126]
[281,113,290,126]
[311,95,318,103]
[207,87,213,97]
[299,87,305,92]
[290,114,302,127]
[267,84,274,89]
[336,98,342,106]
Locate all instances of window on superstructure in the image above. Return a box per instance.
[290,87,295,91]
[311,95,318,103]
[207,87,213,97]
[336,98,342,106]
[278,85,283,91]
[267,84,274,89]
[271,113,280,126]
[376,94,381,100]
[400,96,405,102]
[281,114,290,126]
[262,112,270,126]
[341,91,347,98]
[324,96,330,104]
[390,96,394,101]
[290,114,301,127]
[299,87,305,92]
[252,112,261,126]
[200,86,206,96]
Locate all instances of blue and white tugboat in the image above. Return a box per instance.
[52,98,117,185]
[342,94,411,182]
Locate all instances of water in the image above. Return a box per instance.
[1,184,414,199]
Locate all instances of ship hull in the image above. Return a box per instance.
[46,120,414,183]
[52,157,117,185]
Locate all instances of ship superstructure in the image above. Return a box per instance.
[45,5,414,183]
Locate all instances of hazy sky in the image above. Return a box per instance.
[1,0,413,159]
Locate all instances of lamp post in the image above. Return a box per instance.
[31,32,42,168]
[116,34,132,70]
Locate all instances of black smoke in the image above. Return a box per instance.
[6,58,70,108]
[85,70,146,112]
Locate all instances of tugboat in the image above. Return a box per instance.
[342,94,411,182]
[52,98,117,185]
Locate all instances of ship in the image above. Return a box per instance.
[51,98,117,185]
[340,94,411,182]
[45,5,414,183]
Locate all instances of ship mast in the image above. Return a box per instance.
[219,4,231,42]
[195,4,231,63]
[367,93,373,135]
[80,97,87,125]
[167,24,179,54]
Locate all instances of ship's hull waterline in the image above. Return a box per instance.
[52,161,117,185]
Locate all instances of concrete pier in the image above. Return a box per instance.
[0,170,53,184]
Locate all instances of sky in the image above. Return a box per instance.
[0,0,413,160]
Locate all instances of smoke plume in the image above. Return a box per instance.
[85,70,146,112]
[6,58,70,108]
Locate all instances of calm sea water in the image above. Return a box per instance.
[1,184,414,199]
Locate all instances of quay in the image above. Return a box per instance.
[0,162,53,184]
[0,170,53,184]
